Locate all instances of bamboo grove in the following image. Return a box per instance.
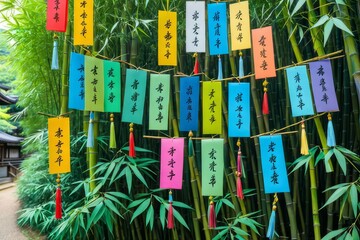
[1,0,360,239]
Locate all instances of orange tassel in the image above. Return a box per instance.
[129,123,136,157]
[193,53,200,74]
[167,190,174,229]
[262,80,269,115]
[55,174,62,219]
[208,196,216,228]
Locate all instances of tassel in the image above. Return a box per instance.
[109,114,117,149]
[300,121,309,155]
[238,52,244,77]
[327,113,336,147]
[266,194,278,240]
[188,131,194,157]
[217,55,223,80]
[87,112,94,148]
[129,123,136,157]
[208,196,216,229]
[236,139,244,199]
[55,174,62,219]
[167,190,174,229]
[193,53,200,74]
[51,34,59,70]
[262,79,269,115]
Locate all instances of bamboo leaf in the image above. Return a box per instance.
[333,148,347,175]
[323,183,350,192]
[172,206,190,230]
[145,204,154,230]
[87,202,105,230]
[290,0,306,16]
[221,198,235,210]
[236,217,260,235]
[213,228,229,240]
[130,198,150,223]
[332,18,354,36]
[129,164,148,188]
[172,201,193,210]
[315,150,325,166]
[352,227,359,240]
[107,191,132,201]
[321,186,349,209]
[159,204,166,229]
[321,227,347,240]
[128,198,146,209]
[232,226,250,237]
[324,19,334,46]
[310,15,329,29]
[338,191,348,220]
[125,167,132,194]
[349,184,358,216]
[290,154,311,174]
[104,199,122,217]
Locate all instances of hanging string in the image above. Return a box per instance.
[217,55,223,80]
[193,53,200,75]
[236,139,244,199]
[87,112,94,148]
[300,120,309,155]
[55,174,62,219]
[238,51,244,78]
[51,34,59,70]
[109,113,116,149]
[262,79,269,115]
[167,190,174,229]
[266,193,278,240]
[129,123,136,157]
[208,196,216,229]
[327,113,336,147]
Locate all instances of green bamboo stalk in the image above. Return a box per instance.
[192,211,201,240]
[60,21,71,115]
[89,112,99,192]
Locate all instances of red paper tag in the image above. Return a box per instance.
[46,0,68,32]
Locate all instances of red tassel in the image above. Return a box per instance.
[129,123,136,157]
[193,53,199,74]
[262,91,269,115]
[167,202,174,229]
[208,197,216,229]
[236,139,244,199]
[236,175,244,200]
[55,187,62,219]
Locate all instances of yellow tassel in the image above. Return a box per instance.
[300,121,309,155]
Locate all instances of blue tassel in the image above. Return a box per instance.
[168,190,173,203]
[266,209,276,239]
[87,112,94,148]
[238,53,244,77]
[327,113,336,147]
[51,35,59,70]
[217,56,223,80]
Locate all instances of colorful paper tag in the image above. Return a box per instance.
[286,65,314,117]
[208,3,229,55]
[179,76,200,132]
[229,1,251,50]
[48,117,71,174]
[104,60,121,113]
[202,81,222,134]
[84,56,104,112]
[259,135,290,193]
[149,74,170,130]
[122,69,147,124]
[68,52,85,110]
[186,1,206,53]
[202,139,224,196]
[309,60,339,112]
[158,11,177,66]
[46,0,68,32]
[228,83,250,137]
[160,138,184,190]
[251,26,276,79]
[74,0,93,46]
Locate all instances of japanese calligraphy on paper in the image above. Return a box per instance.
[69,52,85,110]
[229,1,251,50]
[158,11,177,66]
[186,1,206,53]
[84,56,104,112]
[179,76,200,132]
[74,0,93,46]
[149,74,170,130]
[202,81,222,134]
[46,0,68,32]
[228,83,250,137]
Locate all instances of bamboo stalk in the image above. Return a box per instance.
[60,20,71,115]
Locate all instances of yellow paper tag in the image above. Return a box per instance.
[229,1,251,50]
[202,81,222,134]
[158,11,177,66]
[74,0,93,46]
[48,118,71,174]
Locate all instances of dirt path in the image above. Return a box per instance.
[0,185,28,240]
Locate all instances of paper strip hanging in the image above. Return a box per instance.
[160,138,184,190]
[104,60,121,113]
[309,60,339,112]
[179,76,200,132]
[186,1,206,53]
[259,135,290,193]
[202,81,222,134]
[48,117,71,174]
[84,56,104,112]
[285,65,314,117]
[149,74,170,130]
[46,0,68,32]
[201,139,224,196]
[229,1,251,51]
[251,26,276,79]
[207,3,229,56]
[228,83,250,137]
[74,0,93,46]
[68,52,85,110]
[158,11,177,66]
[122,69,147,124]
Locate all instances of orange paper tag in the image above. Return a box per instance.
[158,11,177,66]
[48,118,71,174]
[74,0,93,46]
